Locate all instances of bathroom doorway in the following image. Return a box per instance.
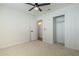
[37,20,43,41]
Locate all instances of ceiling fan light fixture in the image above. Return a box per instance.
[34,7,39,10]
[26,3,50,11]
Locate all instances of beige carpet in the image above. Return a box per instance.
[0,40,79,56]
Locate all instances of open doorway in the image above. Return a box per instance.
[37,20,43,41]
[53,15,65,45]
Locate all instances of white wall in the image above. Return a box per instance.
[65,4,79,50]
[0,5,37,48]
[30,16,37,41]
[37,4,79,50]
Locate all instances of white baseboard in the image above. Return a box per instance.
[0,40,30,49]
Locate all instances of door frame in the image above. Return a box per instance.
[53,14,65,45]
[37,20,43,41]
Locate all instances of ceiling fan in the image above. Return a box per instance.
[25,3,50,12]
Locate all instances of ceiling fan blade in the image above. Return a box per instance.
[38,3,50,6]
[38,7,42,11]
[28,7,35,11]
[26,3,35,6]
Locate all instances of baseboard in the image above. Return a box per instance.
[0,40,30,49]
[65,45,79,51]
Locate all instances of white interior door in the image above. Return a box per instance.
[56,16,65,44]
[56,22,64,44]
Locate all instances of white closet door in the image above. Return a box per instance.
[56,16,65,44]
[56,22,64,44]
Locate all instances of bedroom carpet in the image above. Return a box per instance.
[0,40,79,56]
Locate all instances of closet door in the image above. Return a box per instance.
[56,16,65,44]
[56,22,64,44]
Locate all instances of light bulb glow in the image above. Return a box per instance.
[38,22,42,25]
[34,7,38,10]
